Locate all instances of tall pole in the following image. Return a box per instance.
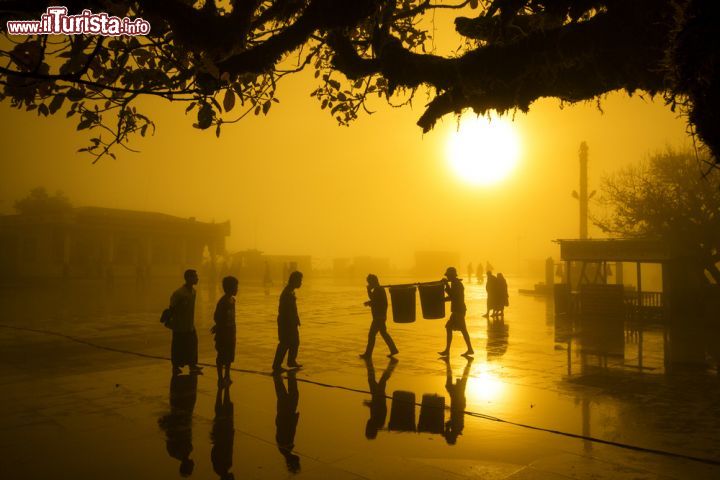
[579,141,589,239]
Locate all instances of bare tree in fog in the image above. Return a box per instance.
[1,1,718,165]
[595,148,720,283]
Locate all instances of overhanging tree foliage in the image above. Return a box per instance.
[0,0,717,163]
[595,149,720,284]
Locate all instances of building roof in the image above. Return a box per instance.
[555,238,680,262]
[0,206,230,236]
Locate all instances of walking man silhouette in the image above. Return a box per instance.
[360,274,399,358]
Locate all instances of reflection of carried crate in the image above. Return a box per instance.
[388,391,416,432]
[418,394,445,434]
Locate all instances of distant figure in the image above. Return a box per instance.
[476,263,484,284]
[272,271,303,373]
[438,267,474,357]
[363,356,398,439]
[274,371,301,473]
[484,271,498,318]
[486,261,493,274]
[360,274,399,358]
[213,276,238,387]
[496,273,509,318]
[467,262,473,281]
[158,374,197,477]
[442,356,472,445]
[169,269,203,375]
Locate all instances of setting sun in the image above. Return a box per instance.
[446,115,521,185]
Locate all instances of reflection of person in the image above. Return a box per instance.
[486,317,509,360]
[274,371,300,473]
[496,273,509,318]
[442,356,473,445]
[169,269,203,375]
[272,271,303,373]
[360,274,399,358]
[211,383,235,480]
[438,267,474,357]
[158,374,198,477]
[213,276,238,387]
[362,356,398,439]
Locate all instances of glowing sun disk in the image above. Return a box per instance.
[446,116,521,185]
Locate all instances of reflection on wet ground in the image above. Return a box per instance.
[1,276,719,479]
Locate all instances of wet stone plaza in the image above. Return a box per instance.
[1,276,719,480]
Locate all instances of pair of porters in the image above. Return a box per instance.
[362,266,474,358]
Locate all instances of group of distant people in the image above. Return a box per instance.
[162,265,509,381]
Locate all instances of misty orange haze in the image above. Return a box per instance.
[0,70,691,271]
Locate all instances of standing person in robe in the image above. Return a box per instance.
[213,276,238,387]
[360,274,399,358]
[484,271,498,318]
[438,267,474,357]
[272,271,303,373]
[168,269,203,375]
[496,273,510,318]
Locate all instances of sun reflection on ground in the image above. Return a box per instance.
[467,363,506,403]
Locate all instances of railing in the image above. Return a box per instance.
[624,291,664,308]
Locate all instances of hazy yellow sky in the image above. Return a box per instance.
[0,29,693,272]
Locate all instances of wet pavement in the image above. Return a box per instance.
[1,276,719,479]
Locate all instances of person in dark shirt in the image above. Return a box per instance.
[272,271,303,373]
[360,274,399,358]
[438,267,474,357]
[213,276,238,387]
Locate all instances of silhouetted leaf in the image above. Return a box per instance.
[48,94,65,114]
[223,89,235,112]
[196,103,213,129]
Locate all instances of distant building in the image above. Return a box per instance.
[228,250,312,284]
[414,251,461,279]
[0,207,229,280]
[332,256,391,278]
